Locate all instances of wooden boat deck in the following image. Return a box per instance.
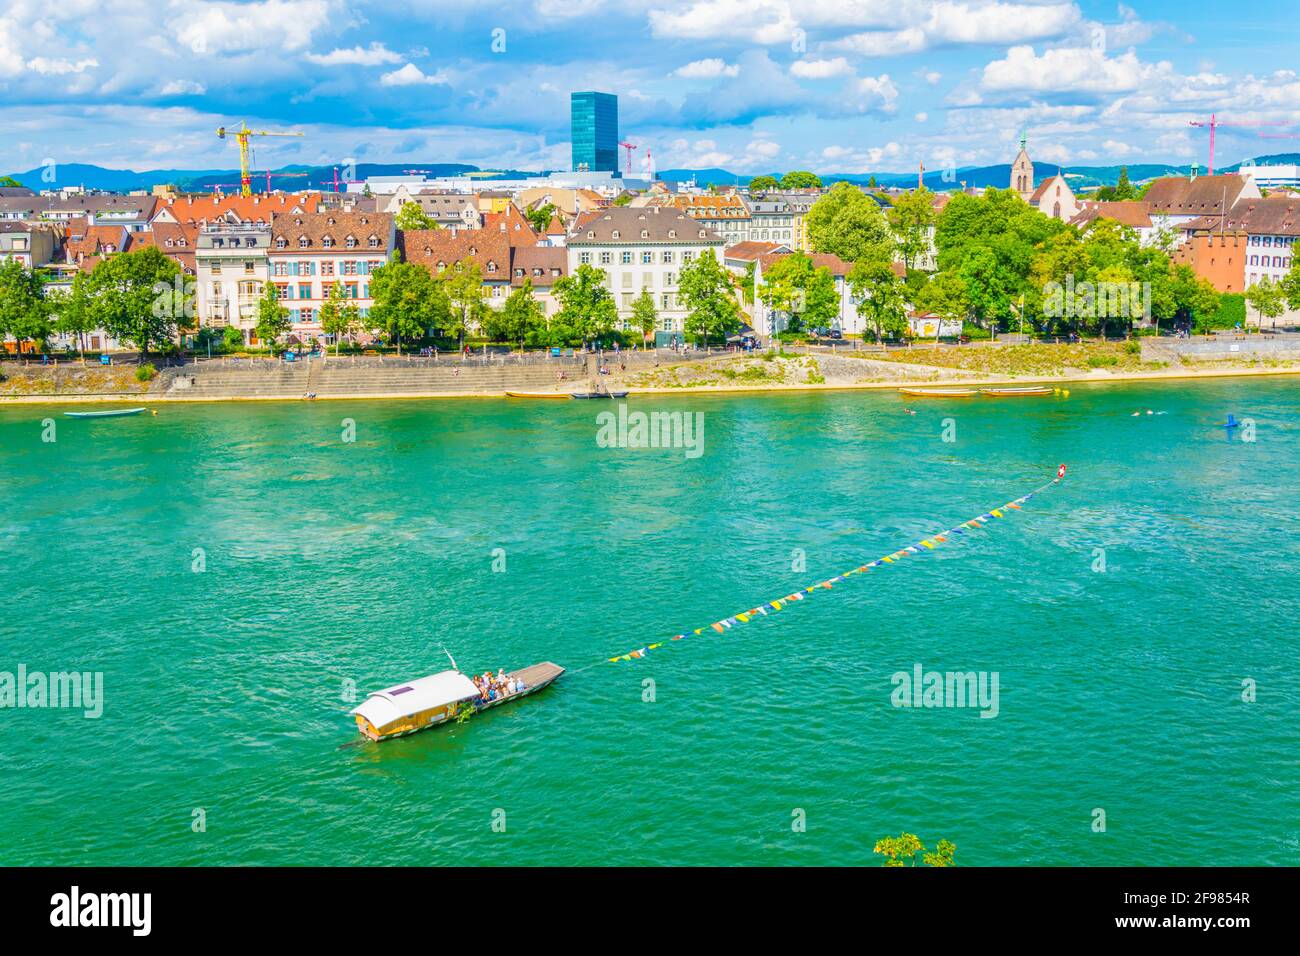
[473,661,565,713]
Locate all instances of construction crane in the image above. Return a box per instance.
[1259,132,1300,140]
[329,166,365,193]
[619,141,639,176]
[1188,115,1288,175]
[262,170,309,192]
[216,122,306,196]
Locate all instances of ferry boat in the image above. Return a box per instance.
[351,662,565,742]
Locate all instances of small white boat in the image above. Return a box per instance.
[64,407,147,419]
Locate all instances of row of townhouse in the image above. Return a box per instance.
[1174,197,1300,326]
[634,189,816,252]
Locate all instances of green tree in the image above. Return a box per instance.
[0,259,50,354]
[848,256,908,342]
[1279,257,1300,311]
[779,170,822,189]
[747,175,779,193]
[254,280,291,353]
[442,262,487,349]
[678,248,742,346]
[525,203,557,233]
[318,280,358,354]
[50,272,97,361]
[874,833,956,867]
[630,287,658,344]
[1113,166,1136,201]
[0,175,24,188]
[394,201,438,231]
[888,187,937,271]
[1245,276,1286,328]
[369,254,448,353]
[84,246,183,359]
[551,263,618,347]
[913,269,971,331]
[807,182,894,264]
[485,279,546,348]
[1169,264,1221,332]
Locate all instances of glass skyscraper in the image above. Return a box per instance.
[570,92,619,173]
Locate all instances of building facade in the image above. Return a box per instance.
[566,206,724,339]
[194,223,272,342]
[268,211,395,342]
[571,91,619,173]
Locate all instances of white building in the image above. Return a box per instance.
[194,224,272,343]
[566,206,724,342]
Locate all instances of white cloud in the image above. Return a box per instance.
[790,57,852,79]
[854,74,899,112]
[831,1,1081,57]
[379,63,449,87]
[673,58,739,79]
[924,71,942,85]
[306,43,403,67]
[982,45,1173,94]
[160,79,207,96]
[24,56,98,76]
[177,0,336,56]
[914,111,928,123]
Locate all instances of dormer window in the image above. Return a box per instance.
[699,230,707,238]
[641,230,649,238]
[345,236,357,248]
[275,237,287,248]
[368,236,379,247]
[611,230,620,239]
[298,236,310,248]
[587,231,595,238]
[668,230,676,239]
[322,236,334,248]
[326,217,336,225]
[486,260,497,273]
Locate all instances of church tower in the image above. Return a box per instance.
[1010,129,1034,200]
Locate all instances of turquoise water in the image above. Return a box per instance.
[1,380,1297,866]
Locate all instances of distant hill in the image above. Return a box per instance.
[0,161,522,193]
[7,153,1296,196]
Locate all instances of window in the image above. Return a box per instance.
[683,251,695,263]
[368,236,380,248]
[346,236,357,249]
[298,283,311,299]
[299,308,313,323]
[298,237,310,248]
[212,261,222,275]
[611,230,620,239]
[662,251,674,263]
[322,236,334,248]
[621,251,632,264]
[579,252,591,264]
[600,251,612,264]
[273,261,288,277]
[276,237,287,249]
[342,261,358,276]
[321,261,334,277]
[244,261,254,275]
[641,251,652,264]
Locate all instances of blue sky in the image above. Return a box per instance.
[2,1,1298,176]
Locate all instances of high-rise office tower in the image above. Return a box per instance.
[571,92,619,173]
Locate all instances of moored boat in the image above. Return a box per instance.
[505,391,571,399]
[979,386,1056,397]
[64,407,147,418]
[898,387,977,398]
[351,662,564,741]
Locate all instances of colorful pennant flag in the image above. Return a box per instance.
[607,468,1068,664]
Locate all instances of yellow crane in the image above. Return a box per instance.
[216,122,305,197]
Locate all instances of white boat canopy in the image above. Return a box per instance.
[352,670,479,729]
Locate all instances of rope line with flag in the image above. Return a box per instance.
[605,465,1068,664]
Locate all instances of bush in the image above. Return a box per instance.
[1124,340,1141,354]
[1086,354,1119,368]
[135,363,157,382]
[961,322,992,341]
[1201,293,1245,332]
